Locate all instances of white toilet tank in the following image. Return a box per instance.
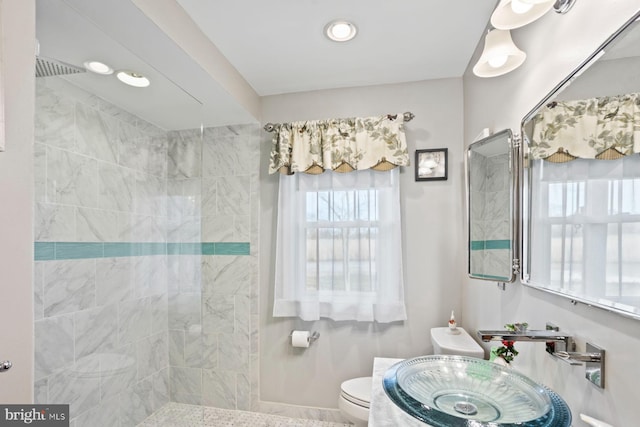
[430,327,484,359]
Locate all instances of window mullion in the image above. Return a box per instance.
[344,227,350,292]
[560,183,567,288]
[618,180,623,296]
[315,192,320,292]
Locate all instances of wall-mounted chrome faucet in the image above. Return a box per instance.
[477,323,606,388]
[477,322,574,356]
[553,343,605,388]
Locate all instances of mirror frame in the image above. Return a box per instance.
[520,10,640,321]
[467,128,520,283]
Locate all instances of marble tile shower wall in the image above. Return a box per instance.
[34,78,170,426]
[470,152,510,277]
[166,124,260,413]
[469,151,487,276]
[483,153,510,274]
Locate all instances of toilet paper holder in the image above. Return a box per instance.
[289,330,320,345]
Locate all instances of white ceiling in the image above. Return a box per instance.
[36,0,258,130]
[36,0,498,130]
[176,0,498,96]
[37,0,205,130]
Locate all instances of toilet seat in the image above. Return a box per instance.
[340,377,371,409]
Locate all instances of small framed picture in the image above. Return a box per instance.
[415,148,448,181]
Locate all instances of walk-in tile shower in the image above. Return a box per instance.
[33,76,260,425]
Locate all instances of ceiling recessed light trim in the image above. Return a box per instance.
[324,20,358,42]
[84,60,113,75]
[116,70,150,88]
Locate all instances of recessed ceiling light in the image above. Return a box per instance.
[116,70,150,88]
[324,20,358,42]
[84,60,113,75]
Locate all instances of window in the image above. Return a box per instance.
[273,169,406,322]
[529,155,640,305]
[305,188,379,293]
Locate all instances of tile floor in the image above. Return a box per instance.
[137,402,352,427]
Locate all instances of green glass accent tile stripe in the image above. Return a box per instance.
[215,242,250,255]
[178,243,203,255]
[34,242,55,261]
[137,242,168,256]
[201,243,216,256]
[474,273,511,281]
[56,242,104,259]
[34,241,250,260]
[104,243,136,258]
[167,243,181,255]
[485,240,511,250]
[470,240,511,250]
[470,241,485,251]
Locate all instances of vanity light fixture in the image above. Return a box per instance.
[477,0,577,77]
[472,29,526,78]
[491,0,577,29]
[83,60,113,75]
[116,70,150,88]
[324,20,358,42]
[491,0,554,30]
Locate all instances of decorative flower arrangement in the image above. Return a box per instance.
[495,339,519,363]
[495,322,528,364]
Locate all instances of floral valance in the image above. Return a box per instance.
[530,93,640,162]
[268,113,410,175]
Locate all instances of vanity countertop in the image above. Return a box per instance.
[368,357,426,427]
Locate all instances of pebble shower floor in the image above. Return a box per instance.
[137,403,351,427]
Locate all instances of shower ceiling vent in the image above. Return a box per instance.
[35,56,86,78]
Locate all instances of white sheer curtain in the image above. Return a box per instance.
[273,168,406,322]
[530,155,640,302]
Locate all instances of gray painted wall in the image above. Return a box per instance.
[259,79,466,409]
[0,0,35,404]
[463,2,640,426]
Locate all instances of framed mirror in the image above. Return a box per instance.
[521,11,640,320]
[467,129,520,283]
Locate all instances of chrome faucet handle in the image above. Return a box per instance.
[544,322,573,356]
[552,343,605,388]
[0,360,12,373]
[553,351,602,363]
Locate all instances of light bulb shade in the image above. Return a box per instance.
[473,29,526,78]
[491,0,554,29]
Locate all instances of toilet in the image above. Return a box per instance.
[338,327,483,426]
[338,376,372,427]
[429,326,485,358]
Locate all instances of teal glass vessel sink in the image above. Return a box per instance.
[383,355,571,427]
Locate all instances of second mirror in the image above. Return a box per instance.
[467,129,520,283]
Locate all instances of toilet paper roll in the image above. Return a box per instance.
[291,330,310,348]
